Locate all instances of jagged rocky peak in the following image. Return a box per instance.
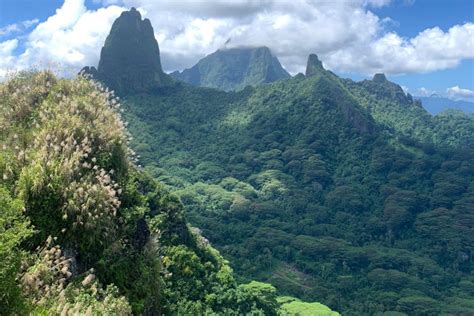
[82,7,169,94]
[372,73,387,83]
[305,54,325,77]
[361,72,414,106]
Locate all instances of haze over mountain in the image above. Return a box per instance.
[416,96,474,115]
[170,46,290,91]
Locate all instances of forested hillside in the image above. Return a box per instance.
[82,7,473,316]
[0,8,341,316]
[124,61,474,315]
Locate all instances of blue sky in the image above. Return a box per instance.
[0,0,473,100]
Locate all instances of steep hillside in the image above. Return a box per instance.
[0,71,340,315]
[170,46,290,91]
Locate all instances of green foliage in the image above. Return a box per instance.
[278,296,340,316]
[2,71,320,315]
[122,62,474,315]
[0,187,33,314]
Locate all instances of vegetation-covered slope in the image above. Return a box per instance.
[344,74,474,148]
[123,60,474,315]
[74,7,474,315]
[170,46,290,91]
[0,71,339,315]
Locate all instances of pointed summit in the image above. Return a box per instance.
[305,54,324,77]
[82,8,169,94]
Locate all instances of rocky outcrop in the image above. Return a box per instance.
[305,54,325,77]
[82,8,170,94]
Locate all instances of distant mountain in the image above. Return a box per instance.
[416,96,474,115]
[82,7,170,94]
[170,46,291,91]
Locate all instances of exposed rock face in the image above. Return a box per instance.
[305,54,324,77]
[170,46,290,91]
[372,73,387,83]
[82,8,169,94]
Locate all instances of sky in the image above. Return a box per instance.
[0,0,473,100]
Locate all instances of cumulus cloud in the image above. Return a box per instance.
[128,0,386,72]
[0,0,125,78]
[0,39,19,78]
[326,23,474,75]
[447,86,474,100]
[122,0,473,75]
[1,0,473,78]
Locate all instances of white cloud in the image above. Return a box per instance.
[447,86,474,100]
[0,19,39,37]
[322,23,474,75]
[415,87,436,97]
[0,39,19,78]
[1,0,473,78]
[0,0,125,78]
[129,0,386,73]
[123,0,473,75]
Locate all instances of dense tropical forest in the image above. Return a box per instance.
[123,64,474,315]
[2,6,473,316]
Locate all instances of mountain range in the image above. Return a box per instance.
[3,7,473,316]
[91,8,473,315]
[416,96,474,115]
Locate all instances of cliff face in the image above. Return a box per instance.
[82,8,170,94]
[305,53,324,77]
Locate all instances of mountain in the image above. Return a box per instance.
[82,7,170,94]
[77,8,473,315]
[170,46,291,91]
[123,54,474,315]
[417,96,474,115]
